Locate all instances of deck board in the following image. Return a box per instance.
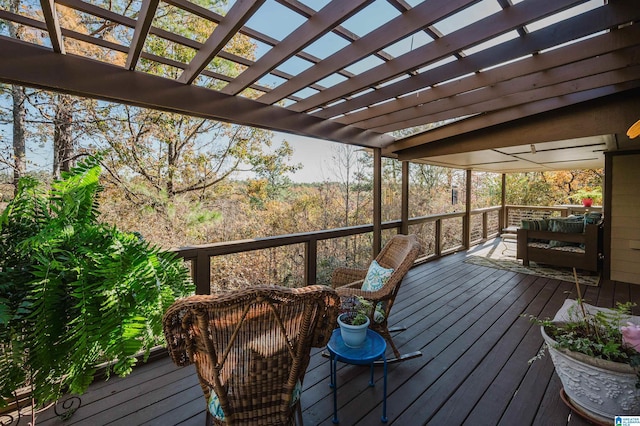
[8,239,637,426]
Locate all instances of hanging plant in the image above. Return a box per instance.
[0,156,193,413]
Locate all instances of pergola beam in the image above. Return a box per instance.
[338,25,640,127]
[221,0,372,95]
[393,89,640,159]
[0,37,393,148]
[178,0,265,84]
[39,0,64,54]
[291,0,585,113]
[125,0,159,70]
[313,0,637,120]
[257,0,475,105]
[372,62,640,134]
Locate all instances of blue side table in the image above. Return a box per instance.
[327,328,387,424]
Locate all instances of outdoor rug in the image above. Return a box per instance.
[464,240,601,286]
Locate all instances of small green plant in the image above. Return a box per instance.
[526,300,640,387]
[571,187,602,205]
[339,296,373,326]
[0,156,194,414]
[529,303,638,362]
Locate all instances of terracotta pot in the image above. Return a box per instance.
[582,198,593,207]
[337,314,370,348]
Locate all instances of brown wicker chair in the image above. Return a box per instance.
[163,285,340,426]
[331,234,421,362]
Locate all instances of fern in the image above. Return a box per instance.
[0,156,193,408]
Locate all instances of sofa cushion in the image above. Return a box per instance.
[547,218,584,248]
[549,218,585,233]
[521,219,548,231]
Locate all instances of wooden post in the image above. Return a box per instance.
[305,238,317,285]
[195,251,210,295]
[401,160,409,235]
[373,148,382,257]
[500,173,507,231]
[464,170,472,249]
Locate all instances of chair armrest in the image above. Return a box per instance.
[331,267,367,288]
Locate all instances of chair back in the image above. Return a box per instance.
[163,285,340,425]
[374,234,421,313]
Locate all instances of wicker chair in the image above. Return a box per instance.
[163,285,340,426]
[331,234,421,362]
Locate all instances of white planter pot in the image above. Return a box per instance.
[337,314,370,348]
[541,325,640,424]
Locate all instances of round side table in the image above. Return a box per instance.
[327,328,387,424]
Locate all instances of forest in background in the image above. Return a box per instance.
[0,0,603,289]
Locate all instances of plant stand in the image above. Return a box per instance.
[1,395,82,424]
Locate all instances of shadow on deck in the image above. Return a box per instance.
[10,239,639,426]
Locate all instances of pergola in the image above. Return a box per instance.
[1,0,639,255]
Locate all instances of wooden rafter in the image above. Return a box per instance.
[313,0,638,120]
[221,0,373,96]
[393,90,640,159]
[39,0,64,54]
[359,47,640,132]
[178,0,265,84]
[294,0,586,114]
[125,0,159,70]
[374,66,640,134]
[0,37,393,148]
[165,0,358,82]
[257,0,475,105]
[337,24,640,126]
[389,82,640,155]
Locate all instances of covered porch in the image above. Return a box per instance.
[2,0,640,424]
[12,240,637,426]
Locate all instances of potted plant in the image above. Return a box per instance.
[337,296,372,348]
[572,188,601,208]
[0,156,193,422]
[527,277,640,424]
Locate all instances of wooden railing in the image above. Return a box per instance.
[504,204,603,228]
[174,206,502,294]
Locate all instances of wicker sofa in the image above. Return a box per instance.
[516,220,601,272]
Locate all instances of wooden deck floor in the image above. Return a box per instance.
[10,240,639,426]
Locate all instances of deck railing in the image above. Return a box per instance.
[173,206,502,294]
[173,204,602,294]
[504,204,603,228]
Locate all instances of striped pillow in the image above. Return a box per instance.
[521,219,548,231]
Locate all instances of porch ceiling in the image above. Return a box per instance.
[1,0,639,171]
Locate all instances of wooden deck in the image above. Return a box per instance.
[9,239,639,426]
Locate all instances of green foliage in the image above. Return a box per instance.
[339,296,373,326]
[543,302,636,362]
[526,301,640,385]
[0,156,193,408]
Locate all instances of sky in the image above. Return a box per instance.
[268,132,339,183]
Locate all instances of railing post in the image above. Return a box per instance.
[500,173,506,231]
[482,211,488,239]
[305,238,318,285]
[435,219,442,257]
[195,251,210,295]
[373,148,382,257]
[401,160,409,235]
[464,170,472,249]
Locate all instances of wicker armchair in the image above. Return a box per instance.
[331,234,421,362]
[163,285,340,426]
